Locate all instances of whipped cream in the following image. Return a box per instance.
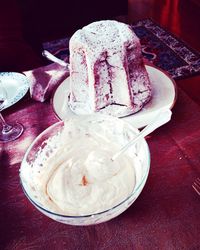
[20,119,136,216]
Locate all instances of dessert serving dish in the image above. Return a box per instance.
[20,114,150,225]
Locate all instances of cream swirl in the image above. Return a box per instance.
[21,122,136,216]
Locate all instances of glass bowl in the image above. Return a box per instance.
[20,114,150,226]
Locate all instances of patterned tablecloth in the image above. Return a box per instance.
[43,19,200,80]
[0,83,200,249]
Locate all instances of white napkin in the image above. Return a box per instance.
[24,63,69,102]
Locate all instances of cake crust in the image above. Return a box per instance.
[69,20,151,117]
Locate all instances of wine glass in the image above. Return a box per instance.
[0,81,24,142]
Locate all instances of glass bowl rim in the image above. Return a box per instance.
[20,115,151,219]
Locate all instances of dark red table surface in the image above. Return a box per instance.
[0,79,200,250]
[1,1,200,249]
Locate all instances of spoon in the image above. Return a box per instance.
[111,109,172,161]
[42,50,69,68]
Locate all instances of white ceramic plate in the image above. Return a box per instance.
[0,72,30,109]
[52,65,177,128]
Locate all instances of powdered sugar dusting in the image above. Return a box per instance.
[69,20,151,117]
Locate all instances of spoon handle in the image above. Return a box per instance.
[42,50,69,68]
[111,109,172,161]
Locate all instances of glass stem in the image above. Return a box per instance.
[0,112,12,133]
